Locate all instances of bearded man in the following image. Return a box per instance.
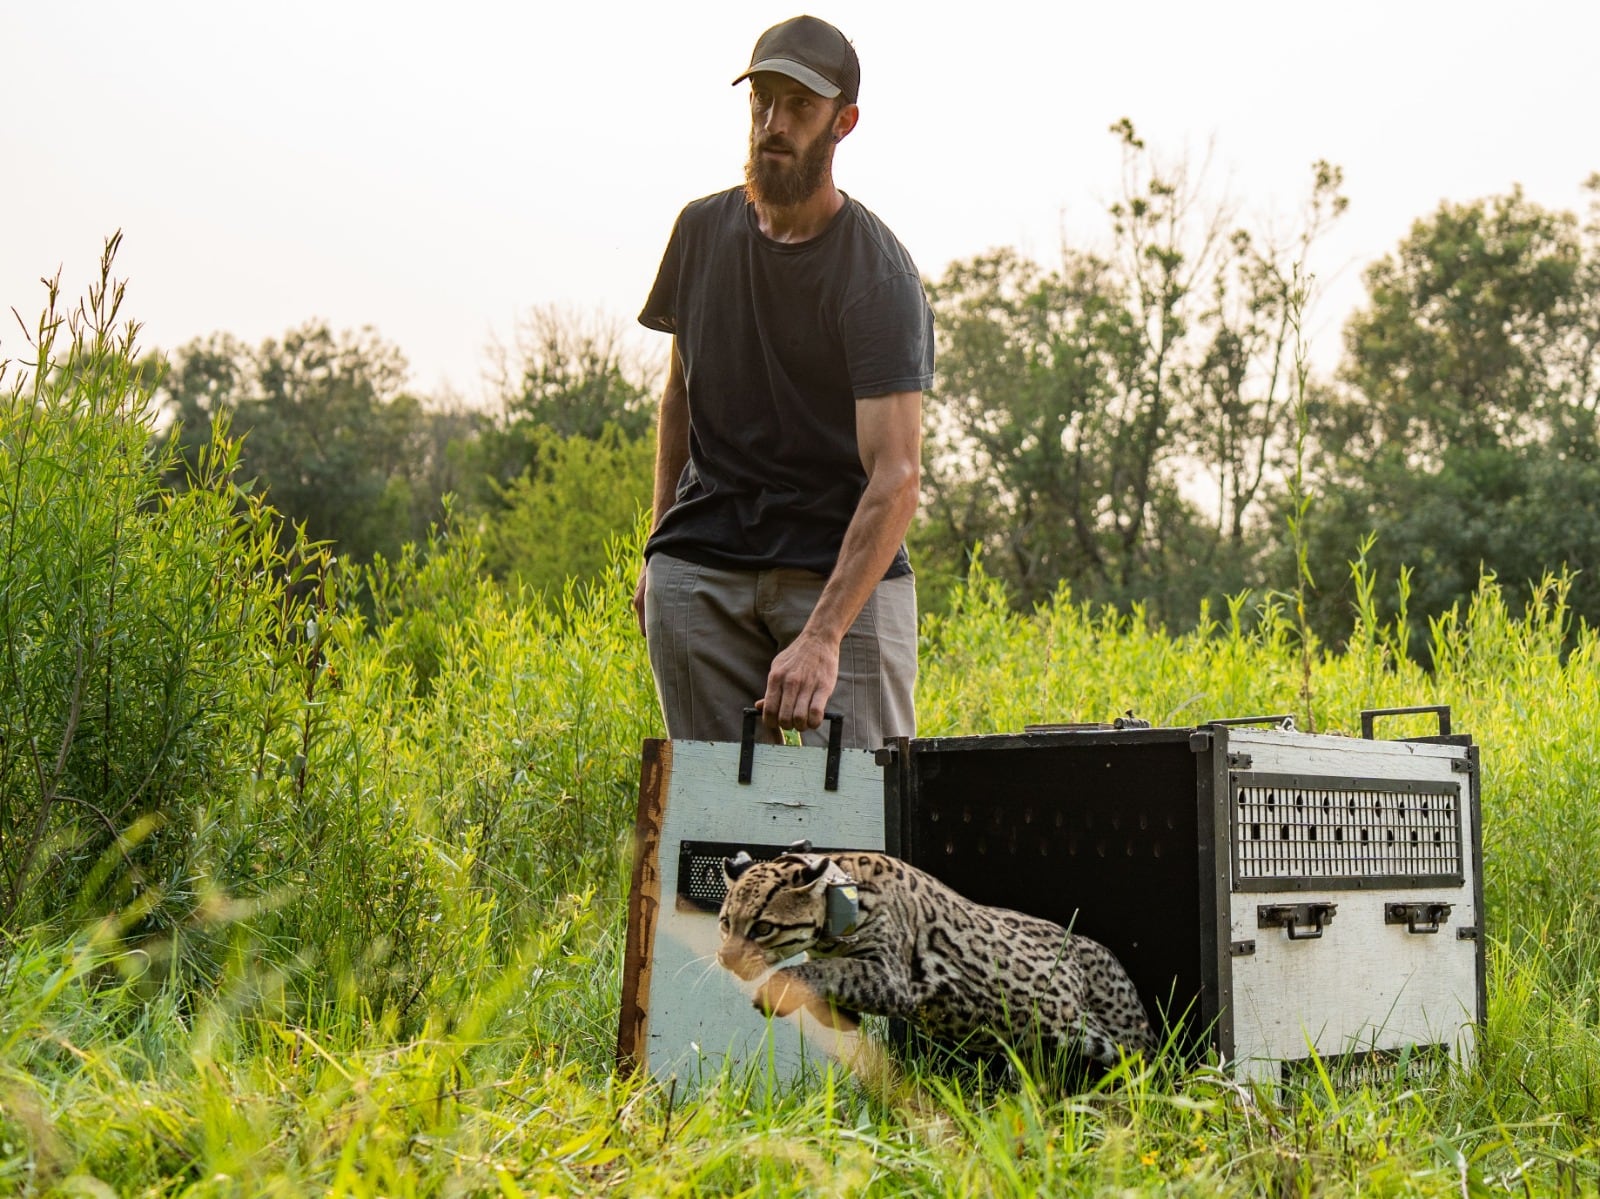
[635,15,934,751]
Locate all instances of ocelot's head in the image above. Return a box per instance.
[716,850,838,980]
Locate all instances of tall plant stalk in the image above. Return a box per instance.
[1283,266,1317,731]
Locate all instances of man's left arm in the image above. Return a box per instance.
[760,389,922,732]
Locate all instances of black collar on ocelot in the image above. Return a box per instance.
[820,861,860,939]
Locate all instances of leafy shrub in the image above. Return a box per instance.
[0,242,289,937]
[1,247,659,1032]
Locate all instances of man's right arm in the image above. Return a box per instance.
[634,339,690,632]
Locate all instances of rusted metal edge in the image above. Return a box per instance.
[615,738,669,1076]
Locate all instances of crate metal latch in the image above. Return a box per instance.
[1385,901,1453,935]
[1258,902,1337,940]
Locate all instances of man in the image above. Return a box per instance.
[635,15,933,751]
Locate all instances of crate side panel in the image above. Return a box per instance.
[1229,887,1479,1067]
[643,740,885,1084]
[1221,728,1480,1072]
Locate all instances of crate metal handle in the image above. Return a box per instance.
[1208,714,1297,731]
[738,707,844,791]
[1361,705,1452,739]
[1258,902,1337,940]
[1385,901,1453,935]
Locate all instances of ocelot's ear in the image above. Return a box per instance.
[794,857,832,891]
[724,851,755,883]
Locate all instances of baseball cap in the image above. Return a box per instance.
[732,15,860,104]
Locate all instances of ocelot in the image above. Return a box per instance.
[717,843,1156,1065]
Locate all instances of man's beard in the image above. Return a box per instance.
[744,126,832,208]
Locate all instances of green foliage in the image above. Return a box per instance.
[1306,181,1600,647]
[479,424,654,596]
[918,122,1346,624]
[2,250,657,1027]
[0,241,291,936]
[1335,187,1592,460]
[11,221,1600,1192]
[447,307,660,595]
[6,500,1600,1191]
[157,321,478,567]
[489,305,661,443]
[1303,447,1600,652]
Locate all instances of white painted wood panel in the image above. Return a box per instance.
[1229,889,1478,1080]
[1227,728,1464,783]
[641,738,885,1085]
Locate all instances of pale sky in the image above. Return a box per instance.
[5,1,1596,401]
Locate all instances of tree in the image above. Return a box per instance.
[456,307,663,514]
[1306,181,1600,647]
[1186,163,1347,547]
[1332,187,1590,462]
[157,323,475,566]
[452,306,662,593]
[481,424,654,597]
[917,122,1345,621]
[489,306,661,442]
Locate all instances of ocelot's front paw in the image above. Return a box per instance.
[753,969,810,1018]
[753,970,860,1031]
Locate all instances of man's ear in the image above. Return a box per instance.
[832,103,859,144]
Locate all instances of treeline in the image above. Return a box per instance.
[155,307,658,597]
[155,124,1600,647]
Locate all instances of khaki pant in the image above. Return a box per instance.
[644,552,917,750]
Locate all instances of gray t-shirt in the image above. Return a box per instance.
[639,187,934,577]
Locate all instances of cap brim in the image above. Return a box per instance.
[731,58,842,99]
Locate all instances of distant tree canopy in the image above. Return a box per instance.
[452,307,661,595]
[917,120,1347,623]
[157,322,476,565]
[492,305,659,442]
[156,308,661,596]
[455,307,661,516]
[1303,178,1600,642]
[151,149,1599,647]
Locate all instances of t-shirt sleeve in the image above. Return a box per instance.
[638,214,684,334]
[840,272,936,399]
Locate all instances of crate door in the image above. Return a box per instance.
[1217,728,1482,1081]
[617,737,885,1085]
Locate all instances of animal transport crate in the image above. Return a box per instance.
[883,706,1485,1082]
[618,706,1484,1086]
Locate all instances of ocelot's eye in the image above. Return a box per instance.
[749,920,775,939]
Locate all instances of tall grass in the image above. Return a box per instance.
[4,255,1600,1194]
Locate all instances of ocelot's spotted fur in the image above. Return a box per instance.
[717,844,1156,1065]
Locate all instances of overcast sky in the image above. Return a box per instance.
[4,0,1596,401]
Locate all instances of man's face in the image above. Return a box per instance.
[743,72,846,208]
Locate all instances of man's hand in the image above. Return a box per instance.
[760,629,840,731]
